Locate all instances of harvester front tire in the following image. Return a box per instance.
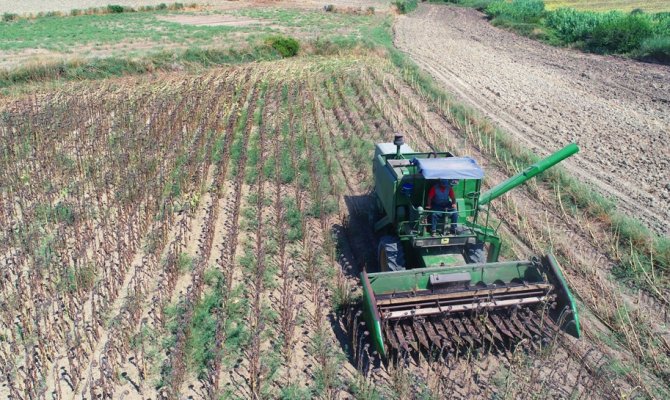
[378,236,405,272]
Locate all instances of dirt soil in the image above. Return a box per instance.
[159,14,271,26]
[395,4,670,235]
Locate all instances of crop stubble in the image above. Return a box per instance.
[1,55,668,399]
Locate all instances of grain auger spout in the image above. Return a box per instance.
[362,137,581,359]
[478,143,579,206]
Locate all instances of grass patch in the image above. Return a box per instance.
[0,11,250,53]
[0,7,386,89]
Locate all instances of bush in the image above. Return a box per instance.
[107,5,125,13]
[545,8,604,43]
[2,12,19,21]
[486,0,545,23]
[586,12,654,54]
[266,35,300,58]
[392,0,418,14]
[638,36,670,63]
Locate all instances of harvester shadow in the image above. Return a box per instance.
[337,193,379,277]
[328,193,382,373]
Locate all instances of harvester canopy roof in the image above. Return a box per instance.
[414,157,485,180]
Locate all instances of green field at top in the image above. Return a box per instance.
[545,0,670,12]
[0,7,384,65]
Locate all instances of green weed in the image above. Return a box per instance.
[284,197,304,242]
[280,384,313,399]
[34,202,75,225]
[2,12,18,21]
[187,283,222,378]
[545,7,604,42]
[57,264,97,293]
[177,252,194,273]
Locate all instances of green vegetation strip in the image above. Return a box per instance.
[0,6,383,90]
[0,46,281,89]
[437,0,670,63]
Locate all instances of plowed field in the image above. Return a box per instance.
[395,4,670,236]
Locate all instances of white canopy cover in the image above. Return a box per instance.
[414,157,485,180]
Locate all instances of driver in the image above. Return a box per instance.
[426,179,458,235]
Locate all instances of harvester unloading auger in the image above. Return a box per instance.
[361,136,581,359]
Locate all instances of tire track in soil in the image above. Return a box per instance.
[96,69,249,400]
[395,4,670,235]
[265,86,306,390]
[194,69,256,399]
[279,81,321,391]
[161,89,255,399]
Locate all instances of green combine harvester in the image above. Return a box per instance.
[361,136,581,358]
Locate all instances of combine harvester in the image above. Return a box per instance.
[361,135,581,359]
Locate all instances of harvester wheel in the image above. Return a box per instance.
[378,236,405,272]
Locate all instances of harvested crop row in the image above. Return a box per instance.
[1,55,658,399]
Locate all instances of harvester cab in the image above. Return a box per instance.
[363,135,581,359]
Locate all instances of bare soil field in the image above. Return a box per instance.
[158,14,272,26]
[395,4,670,236]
